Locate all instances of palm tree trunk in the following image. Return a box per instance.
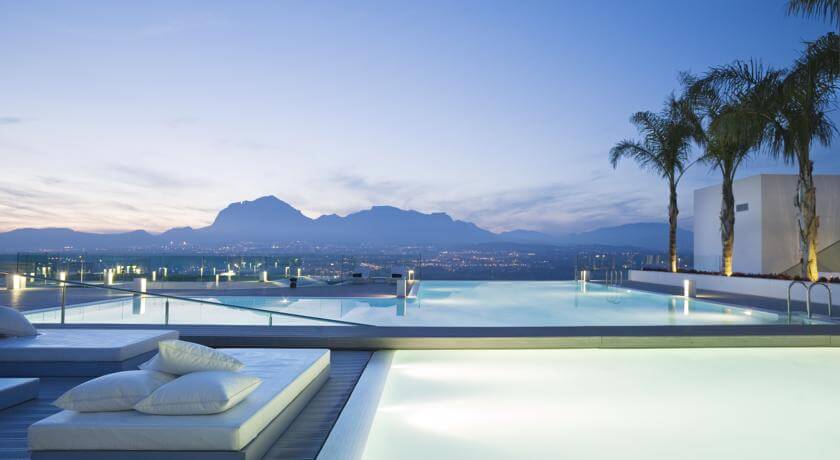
[720,171,735,276]
[795,156,820,281]
[668,181,678,273]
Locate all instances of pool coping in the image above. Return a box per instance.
[35,323,840,349]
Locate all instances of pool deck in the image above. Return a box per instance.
[0,351,372,460]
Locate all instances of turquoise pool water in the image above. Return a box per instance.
[24,280,795,326]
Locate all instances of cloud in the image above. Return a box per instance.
[139,14,226,37]
[103,163,212,189]
[217,138,274,152]
[165,116,200,127]
[0,116,24,125]
[322,171,665,234]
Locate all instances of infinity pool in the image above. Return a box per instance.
[25,281,798,326]
[323,349,840,460]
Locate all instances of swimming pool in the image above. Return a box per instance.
[24,280,802,327]
[321,348,840,460]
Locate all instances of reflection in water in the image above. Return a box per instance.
[683,298,690,316]
[132,295,146,315]
[397,299,406,317]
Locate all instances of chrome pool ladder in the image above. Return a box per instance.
[787,280,833,321]
[808,282,832,318]
[787,281,810,321]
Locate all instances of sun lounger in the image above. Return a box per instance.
[0,329,179,377]
[28,348,330,460]
[0,378,39,410]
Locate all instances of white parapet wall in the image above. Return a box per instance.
[629,269,834,304]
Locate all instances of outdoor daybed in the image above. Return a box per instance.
[0,329,179,377]
[28,348,330,460]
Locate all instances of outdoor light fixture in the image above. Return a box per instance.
[683,279,696,298]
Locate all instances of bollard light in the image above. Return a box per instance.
[683,279,696,298]
[134,277,147,294]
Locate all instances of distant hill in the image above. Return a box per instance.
[497,223,693,252]
[0,196,692,252]
[556,222,693,252]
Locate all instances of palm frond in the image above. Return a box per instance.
[787,0,840,25]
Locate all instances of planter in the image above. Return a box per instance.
[628,269,833,304]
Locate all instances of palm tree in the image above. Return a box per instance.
[694,34,838,280]
[610,95,696,272]
[682,74,758,276]
[787,0,840,24]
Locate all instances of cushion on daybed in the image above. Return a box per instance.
[28,348,330,452]
[0,306,37,337]
[134,370,261,415]
[0,329,179,362]
[140,340,244,375]
[54,370,175,412]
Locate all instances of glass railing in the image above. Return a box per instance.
[7,252,422,285]
[2,272,371,327]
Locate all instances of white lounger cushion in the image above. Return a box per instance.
[135,371,261,415]
[0,306,37,337]
[54,370,175,412]
[0,329,179,362]
[29,348,330,451]
[140,340,244,375]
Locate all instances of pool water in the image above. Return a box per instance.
[355,349,840,460]
[25,281,793,327]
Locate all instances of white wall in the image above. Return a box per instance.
[693,175,764,273]
[694,174,840,275]
[693,182,723,272]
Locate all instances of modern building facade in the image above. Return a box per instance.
[694,174,840,275]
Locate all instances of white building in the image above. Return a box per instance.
[693,174,840,275]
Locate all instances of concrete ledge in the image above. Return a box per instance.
[34,323,840,350]
[629,269,835,304]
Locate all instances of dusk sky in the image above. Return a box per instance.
[1,0,836,235]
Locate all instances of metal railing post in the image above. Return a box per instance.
[165,299,170,325]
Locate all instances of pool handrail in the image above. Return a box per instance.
[808,282,832,318]
[1,271,372,327]
[787,280,810,322]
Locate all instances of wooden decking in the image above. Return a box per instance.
[0,351,372,460]
[0,378,83,459]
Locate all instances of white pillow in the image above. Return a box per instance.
[134,371,261,415]
[139,340,243,375]
[54,370,175,412]
[0,306,37,336]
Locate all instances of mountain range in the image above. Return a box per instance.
[0,196,692,252]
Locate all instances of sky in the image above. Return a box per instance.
[0,0,837,235]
